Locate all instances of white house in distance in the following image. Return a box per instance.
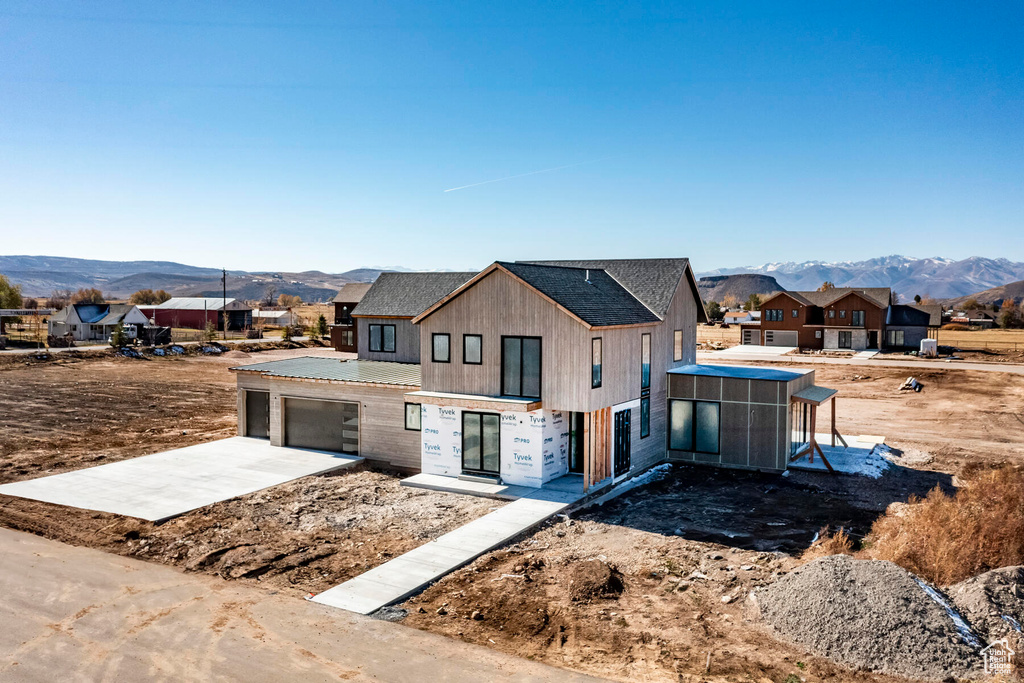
[48,303,149,342]
[723,310,754,324]
[254,310,298,327]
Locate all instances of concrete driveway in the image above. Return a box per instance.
[0,437,362,522]
[0,528,596,682]
[706,344,797,359]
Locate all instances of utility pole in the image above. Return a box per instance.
[222,268,228,341]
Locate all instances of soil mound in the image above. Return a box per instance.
[949,565,1024,642]
[567,559,624,603]
[757,555,982,680]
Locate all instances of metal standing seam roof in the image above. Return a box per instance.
[668,364,812,381]
[154,297,238,311]
[497,262,660,327]
[522,258,692,319]
[792,385,838,405]
[352,272,477,317]
[230,357,421,386]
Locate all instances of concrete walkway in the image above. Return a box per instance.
[0,528,598,682]
[0,437,362,522]
[313,485,586,615]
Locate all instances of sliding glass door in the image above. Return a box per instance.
[462,412,500,476]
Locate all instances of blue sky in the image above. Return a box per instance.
[1,2,1021,273]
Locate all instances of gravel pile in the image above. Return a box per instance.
[948,565,1024,642]
[757,555,982,680]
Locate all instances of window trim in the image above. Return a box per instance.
[668,399,721,455]
[640,333,651,390]
[501,335,542,399]
[404,403,421,431]
[462,334,482,365]
[368,323,396,353]
[640,396,650,439]
[591,337,602,389]
[432,333,451,363]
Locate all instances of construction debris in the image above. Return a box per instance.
[898,376,923,392]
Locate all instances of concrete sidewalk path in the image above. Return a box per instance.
[0,437,362,522]
[0,528,597,682]
[313,487,585,615]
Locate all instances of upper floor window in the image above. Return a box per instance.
[839,310,846,319]
[765,309,783,322]
[337,305,353,325]
[673,330,683,362]
[463,334,482,364]
[502,336,541,399]
[852,310,865,326]
[792,309,798,318]
[432,333,450,363]
[828,310,835,319]
[369,324,396,353]
[641,333,651,390]
[592,338,602,388]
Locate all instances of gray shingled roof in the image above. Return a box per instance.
[521,258,692,318]
[333,282,372,304]
[353,272,476,317]
[498,262,660,327]
[230,357,421,386]
[887,304,942,327]
[791,287,893,308]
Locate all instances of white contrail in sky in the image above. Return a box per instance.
[443,158,608,192]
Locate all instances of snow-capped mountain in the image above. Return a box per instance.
[696,256,1024,301]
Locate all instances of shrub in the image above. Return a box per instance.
[867,465,1024,585]
[940,323,969,331]
[802,526,855,561]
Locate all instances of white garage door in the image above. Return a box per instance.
[741,329,761,345]
[764,330,798,347]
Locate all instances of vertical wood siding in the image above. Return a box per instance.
[356,317,421,363]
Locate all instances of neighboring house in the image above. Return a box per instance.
[331,283,371,353]
[353,272,476,363]
[141,297,253,331]
[253,310,297,327]
[885,304,942,349]
[48,303,149,342]
[950,309,996,329]
[723,311,753,324]
[230,257,840,489]
[756,287,894,351]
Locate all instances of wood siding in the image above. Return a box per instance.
[356,317,420,363]
[759,292,822,349]
[235,374,421,470]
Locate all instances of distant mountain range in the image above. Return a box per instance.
[944,279,1024,308]
[695,256,1024,301]
[4,253,1024,304]
[0,255,390,301]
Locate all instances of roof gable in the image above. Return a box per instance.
[353,272,477,318]
[333,282,372,303]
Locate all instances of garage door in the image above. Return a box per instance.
[244,390,270,439]
[284,398,359,454]
[742,329,761,345]
[764,330,798,347]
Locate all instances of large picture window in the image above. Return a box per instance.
[640,333,651,390]
[432,333,450,363]
[669,400,720,454]
[369,324,396,353]
[887,329,905,347]
[502,336,541,399]
[591,338,602,388]
[463,334,482,364]
[852,310,865,326]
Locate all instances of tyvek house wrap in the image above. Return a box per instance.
[419,404,568,487]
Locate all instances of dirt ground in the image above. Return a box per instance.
[2,350,1024,681]
[402,363,1024,682]
[0,348,501,597]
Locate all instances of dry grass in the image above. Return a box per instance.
[802,526,855,561]
[866,465,1024,585]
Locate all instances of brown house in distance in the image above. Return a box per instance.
[331,283,371,353]
[757,287,895,351]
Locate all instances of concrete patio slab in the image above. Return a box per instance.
[0,437,362,522]
[312,486,584,615]
[789,433,890,478]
